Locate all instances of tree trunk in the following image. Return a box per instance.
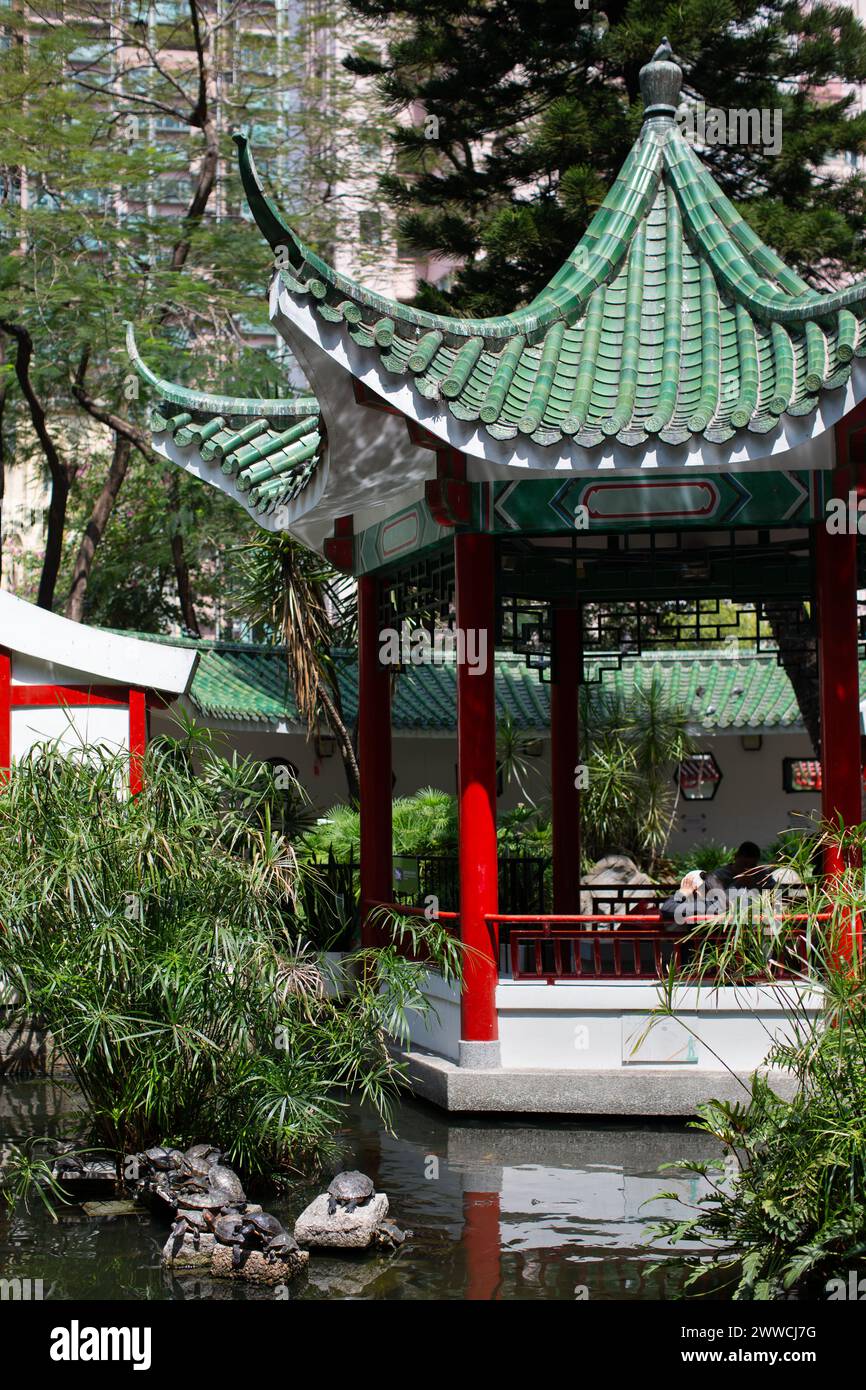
[171,529,200,637]
[65,434,132,622]
[36,470,70,613]
[318,676,361,803]
[765,601,821,755]
[0,321,71,611]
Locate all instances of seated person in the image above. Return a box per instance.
[716,840,776,892]
[660,869,729,926]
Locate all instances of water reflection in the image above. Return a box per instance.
[0,1080,722,1301]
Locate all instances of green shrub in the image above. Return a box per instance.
[0,741,459,1179]
[663,842,735,880]
[303,786,459,860]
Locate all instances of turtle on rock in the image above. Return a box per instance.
[179,1143,222,1184]
[239,1212,299,1263]
[209,1212,249,1270]
[168,1209,210,1259]
[137,1145,185,1175]
[205,1161,245,1205]
[327,1170,375,1216]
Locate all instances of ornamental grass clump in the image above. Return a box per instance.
[648,824,866,1298]
[0,738,459,1179]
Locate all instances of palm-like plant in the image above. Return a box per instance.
[234,532,360,801]
[0,739,457,1177]
[581,671,695,865]
[496,713,545,806]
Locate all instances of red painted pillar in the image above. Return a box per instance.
[818,436,865,964]
[551,605,581,912]
[455,532,499,1066]
[128,688,147,797]
[0,648,10,783]
[818,450,863,871]
[358,574,392,947]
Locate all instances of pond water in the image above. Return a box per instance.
[0,1079,723,1301]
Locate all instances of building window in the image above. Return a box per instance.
[676,752,722,801]
[783,758,822,793]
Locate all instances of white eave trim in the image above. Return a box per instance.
[0,591,198,694]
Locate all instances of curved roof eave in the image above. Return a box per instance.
[127,325,328,533]
[234,40,866,464]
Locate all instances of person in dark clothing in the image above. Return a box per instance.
[718,840,777,892]
[659,870,729,926]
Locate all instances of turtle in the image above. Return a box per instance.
[179,1143,222,1184]
[52,1153,86,1178]
[210,1212,252,1270]
[375,1219,412,1249]
[136,1146,185,1180]
[205,1161,245,1205]
[239,1212,299,1263]
[327,1170,375,1216]
[168,1209,210,1259]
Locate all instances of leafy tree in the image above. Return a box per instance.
[233,532,361,800]
[0,0,380,621]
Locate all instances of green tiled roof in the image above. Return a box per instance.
[126,326,322,520]
[236,40,866,451]
[126,632,861,732]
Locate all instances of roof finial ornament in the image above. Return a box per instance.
[640,36,682,121]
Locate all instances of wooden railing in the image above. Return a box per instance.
[367,898,825,982]
[490,912,821,983]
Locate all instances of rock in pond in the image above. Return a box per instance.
[294,1191,389,1249]
[81,1199,146,1219]
[210,1244,308,1285]
[162,1231,216,1271]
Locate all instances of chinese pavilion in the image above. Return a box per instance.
[130,42,865,1106]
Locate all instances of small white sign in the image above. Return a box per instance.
[622,1016,699,1064]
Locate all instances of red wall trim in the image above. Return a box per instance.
[11,684,129,709]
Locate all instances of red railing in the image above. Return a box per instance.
[490,912,824,983]
[368,899,829,982]
[503,921,716,982]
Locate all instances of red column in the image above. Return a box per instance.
[128,688,146,796]
[551,604,581,912]
[455,532,499,1065]
[358,574,392,947]
[0,648,10,783]
[818,449,863,873]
